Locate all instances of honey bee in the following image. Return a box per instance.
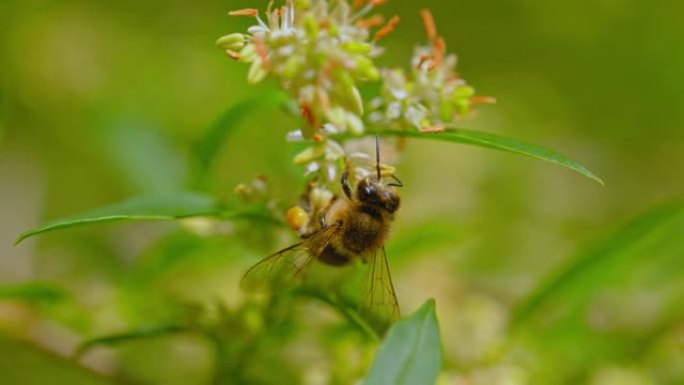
[241,136,403,329]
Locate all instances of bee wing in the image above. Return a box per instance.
[241,225,338,292]
[363,247,400,330]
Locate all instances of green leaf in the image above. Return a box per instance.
[363,299,442,385]
[74,325,188,358]
[194,89,292,186]
[0,337,115,385]
[0,283,69,303]
[14,192,222,245]
[511,201,684,329]
[375,129,604,185]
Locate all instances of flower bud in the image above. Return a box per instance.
[341,42,373,55]
[439,98,454,121]
[325,140,346,161]
[324,106,347,129]
[310,188,334,211]
[283,56,303,79]
[345,111,365,135]
[302,15,319,39]
[353,56,379,81]
[294,0,311,10]
[294,145,325,165]
[347,85,364,116]
[239,44,257,63]
[452,85,474,102]
[247,59,267,84]
[215,33,246,51]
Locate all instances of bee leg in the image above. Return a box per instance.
[318,211,326,228]
[341,170,353,199]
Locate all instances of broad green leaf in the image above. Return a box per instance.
[0,283,69,303]
[0,338,114,385]
[194,89,291,186]
[511,201,684,329]
[363,299,442,385]
[74,325,189,358]
[375,129,604,185]
[14,192,221,245]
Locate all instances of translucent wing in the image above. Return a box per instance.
[362,247,400,331]
[241,225,339,292]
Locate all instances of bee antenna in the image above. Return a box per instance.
[375,134,381,181]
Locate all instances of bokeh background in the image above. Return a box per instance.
[1,0,683,384]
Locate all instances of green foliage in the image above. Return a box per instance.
[374,128,604,185]
[194,90,293,188]
[364,299,442,385]
[512,201,684,329]
[508,201,684,382]
[14,192,222,245]
[0,338,114,385]
[74,325,191,359]
[0,282,69,303]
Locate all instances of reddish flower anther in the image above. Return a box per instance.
[300,103,319,128]
[356,14,385,29]
[470,96,497,105]
[431,37,446,69]
[252,38,269,67]
[370,0,389,7]
[374,15,400,42]
[225,50,241,60]
[229,8,259,17]
[420,9,437,42]
[417,53,430,69]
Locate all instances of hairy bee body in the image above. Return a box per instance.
[318,197,395,266]
[241,144,403,329]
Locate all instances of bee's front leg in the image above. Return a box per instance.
[318,211,326,228]
[341,170,352,199]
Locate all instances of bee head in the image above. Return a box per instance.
[357,177,400,214]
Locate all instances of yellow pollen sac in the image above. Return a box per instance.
[285,206,309,231]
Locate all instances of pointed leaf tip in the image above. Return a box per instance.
[363,299,442,385]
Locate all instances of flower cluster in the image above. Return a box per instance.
[217,1,492,228]
[368,10,495,133]
[217,0,395,140]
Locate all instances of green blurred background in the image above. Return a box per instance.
[1,0,683,384]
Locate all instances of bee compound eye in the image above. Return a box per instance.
[383,190,400,213]
[360,183,377,201]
